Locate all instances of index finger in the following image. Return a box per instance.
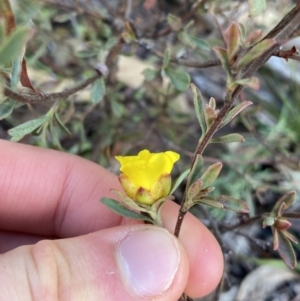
[0,139,123,237]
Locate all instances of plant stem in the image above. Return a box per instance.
[4,73,101,104]
[174,2,300,238]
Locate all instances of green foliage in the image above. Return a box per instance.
[237,39,276,69]
[8,114,51,141]
[209,133,245,143]
[101,197,154,223]
[0,27,28,66]
[191,84,206,136]
[90,78,106,104]
[165,68,190,91]
[0,99,16,119]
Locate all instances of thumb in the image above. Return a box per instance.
[1,225,189,301]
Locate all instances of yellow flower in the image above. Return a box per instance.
[115,150,180,205]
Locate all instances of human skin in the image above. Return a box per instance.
[0,139,223,300]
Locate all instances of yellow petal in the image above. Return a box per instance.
[118,174,138,199]
[150,174,172,200]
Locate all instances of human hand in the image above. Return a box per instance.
[0,139,223,301]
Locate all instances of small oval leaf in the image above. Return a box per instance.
[0,99,16,120]
[213,47,230,75]
[191,83,206,135]
[90,78,105,104]
[200,162,223,189]
[142,68,157,81]
[277,230,297,269]
[165,68,190,91]
[0,27,28,66]
[271,191,296,217]
[195,196,224,209]
[210,133,245,144]
[237,39,276,69]
[225,22,240,60]
[8,114,50,141]
[187,179,203,201]
[219,101,253,129]
[217,195,249,213]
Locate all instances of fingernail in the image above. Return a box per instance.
[117,227,180,297]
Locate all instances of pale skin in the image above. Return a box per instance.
[0,139,223,301]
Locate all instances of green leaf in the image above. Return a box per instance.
[111,99,125,117]
[54,113,71,135]
[238,23,246,45]
[196,196,224,209]
[219,101,252,129]
[191,83,206,135]
[200,162,223,189]
[122,22,137,43]
[100,198,154,223]
[216,195,249,213]
[189,35,210,50]
[237,39,276,69]
[213,47,230,75]
[271,191,296,217]
[170,168,190,195]
[277,230,297,269]
[245,29,263,45]
[8,114,51,142]
[142,68,157,81]
[163,49,170,69]
[178,32,210,50]
[167,14,182,31]
[165,68,190,91]
[187,179,203,201]
[11,57,22,90]
[209,133,245,144]
[0,99,16,120]
[90,78,105,104]
[49,120,63,150]
[225,22,240,60]
[0,27,28,66]
[208,97,216,110]
[248,0,266,17]
[229,77,260,90]
[204,106,215,128]
[187,154,203,186]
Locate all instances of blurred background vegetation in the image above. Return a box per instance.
[1,0,300,300]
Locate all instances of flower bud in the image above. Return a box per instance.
[274,217,292,231]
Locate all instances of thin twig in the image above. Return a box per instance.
[170,57,221,68]
[222,214,263,231]
[4,74,100,104]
